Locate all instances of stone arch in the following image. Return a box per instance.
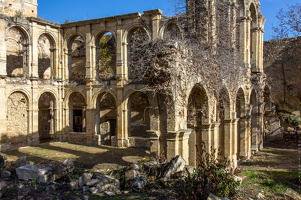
[69,92,87,132]
[96,92,117,145]
[236,88,247,158]
[68,35,86,82]
[127,27,150,80]
[163,22,182,41]
[38,33,55,79]
[96,32,116,80]
[6,26,29,77]
[38,92,56,142]
[250,89,260,150]
[128,91,150,137]
[217,88,231,157]
[187,84,209,165]
[6,91,29,148]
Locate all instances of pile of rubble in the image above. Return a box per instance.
[0,154,237,199]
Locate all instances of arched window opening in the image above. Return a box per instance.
[38,34,52,79]
[6,27,27,77]
[164,23,181,41]
[128,28,148,80]
[69,36,86,82]
[97,32,116,80]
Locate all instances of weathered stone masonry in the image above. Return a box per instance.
[0,0,270,168]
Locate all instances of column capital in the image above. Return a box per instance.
[166,131,180,140]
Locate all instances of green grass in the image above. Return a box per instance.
[241,169,299,197]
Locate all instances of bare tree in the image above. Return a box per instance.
[272,3,301,39]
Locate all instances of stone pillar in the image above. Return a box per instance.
[0,77,7,151]
[116,19,124,80]
[238,117,248,158]
[188,129,196,166]
[258,112,264,151]
[179,129,192,163]
[148,130,160,155]
[116,88,128,147]
[30,22,39,78]
[85,25,93,81]
[30,78,39,146]
[166,131,180,161]
[238,16,248,66]
[211,122,220,158]
[245,115,251,159]
[223,120,233,160]
[85,84,94,145]
[251,113,261,151]
[251,27,259,72]
[0,20,7,76]
[201,124,212,153]
[231,118,238,169]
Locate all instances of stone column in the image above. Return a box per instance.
[231,118,238,169]
[179,129,192,163]
[116,19,124,80]
[251,27,259,72]
[238,16,248,66]
[251,113,260,151]
[147,130,160,155]
[0,77,7,151]
[30,22,39,78]
[188,129,196,166]
[85,25,93,81]
[30,77,39,146]
[116,89,128,147]
[223,120,233,160]
[0,20,7,76]
[238,116,248,158]
[85,84,94,145]
[201,124,212,153]
[166,131,180,161]
[245,115,251,159]
[211,122,220,158]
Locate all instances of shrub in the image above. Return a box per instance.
[176,144,240,199]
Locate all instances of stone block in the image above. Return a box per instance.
[162,155,186,179]
[16,164,52,183]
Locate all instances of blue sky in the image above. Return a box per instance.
[37,0,300,41]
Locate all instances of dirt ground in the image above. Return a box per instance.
[0,142,151,172]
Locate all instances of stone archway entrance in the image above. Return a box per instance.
[187,85,208,165]
[96,93,117,145]
[38,92,55,143]
[236,88,246,158]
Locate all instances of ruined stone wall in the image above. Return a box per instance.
[6,92,28,147]
[0,0,37,17]
[0,1,268,168]
[264,37,301,116]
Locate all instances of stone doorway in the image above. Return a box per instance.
[38,92,55,143]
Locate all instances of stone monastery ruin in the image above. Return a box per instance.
[0,0,270,167]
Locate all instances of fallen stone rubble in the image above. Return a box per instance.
[0,154,239,199]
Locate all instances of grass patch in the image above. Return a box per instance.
[241,169,299,197]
